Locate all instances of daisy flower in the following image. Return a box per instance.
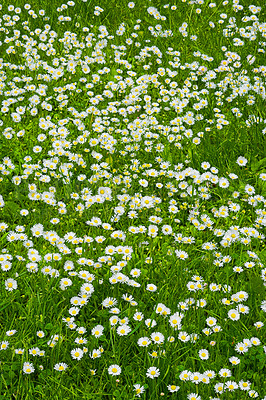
[110,307,121,315]
[204,370,216,379]
[91,325,104,338]
[235,342,248,354]
[130,268,141,278]
[198,349,209,360]
[75,337,88,345]
[116,325,131,336]
[23,362,35,374]
[190,372,202,384]
[146,366,160,379]
[90,349,101,359]
[225,381,238,391]
[175,250,189,259]
[5,278,17,291]
[137,337,151,347]
[187,281,197,292]
[69,307,80,316]
[248,390,258,398]
[145,319,157,328]
[188,394,201,400]
[214,382,224,394]
[133,383,145,397]
[236,156,248,166]
[29,347,40,356]
[254,321,264,328]
[133,311,144,321]
[76,327,87,335]
[219,177,229,188]
[228,309,240,321]
[229,356,240,365]
[201,161,210,170]
[122,293,134,302]
[6,330,17,336]
[201,375,210,384]
[109,316,119,326]
[102,297,118,308]
[206,317,217,327]
[178,331,190,342]
[250,337,261,346]
[15,348,24,355]
[219,368,231,378]
[71,348,84,360]
[0,341,9,350]
[36,331,45,338]
[162,225,173,235]
[239,380,251,391]
[146,283,157,292]
[169,314,182,329]
[179,370,191,381]
[20,209,29,216]
[54,363,68,371]
[151,331,165,344]
[259,172,266,181]
[168,384,180,393]
[108,364,121,376]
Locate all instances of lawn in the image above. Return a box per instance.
[0,0,265,399]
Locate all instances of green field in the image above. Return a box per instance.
[0,0,266,399]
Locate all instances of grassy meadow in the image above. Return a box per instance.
[0,0,266,399]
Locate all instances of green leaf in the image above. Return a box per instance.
[5,201,19,212]
[249,276,265,296]
[11,362,21,371]
[0,303,9,312]
[105,156,113,166]
[251,157,266,172]
[144,384,149,389]
[128,321,143,337]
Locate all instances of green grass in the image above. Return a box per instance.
[0,0,266,399]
